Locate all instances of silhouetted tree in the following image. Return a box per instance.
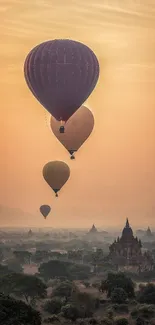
[100,272,135,298]
[137,283,155,304]
[13,250,32,264]
[0,273,47,304]
[0,293,41,325]
[111,287,127,304]
[43,297,63,314]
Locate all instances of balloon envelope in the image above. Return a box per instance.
[50,106,94,158]
[42,161,70,196]
[24,39,99,122]
[40,205,51,218]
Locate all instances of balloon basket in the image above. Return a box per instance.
[59,126,65,133]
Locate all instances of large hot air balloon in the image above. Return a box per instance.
[50,106,94,159]
[24,39,99,128]
[43,161,70,197]
[40,205,51,219]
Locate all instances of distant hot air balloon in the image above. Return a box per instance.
[50,106,94,159]
[24,39,99,131]
[43,161,70,197]
[40,205,51,219]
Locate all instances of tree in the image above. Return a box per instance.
[114,317,129,325]
[71,291,98,317]
[100,272,135,298]
[67,250,83,262]
[137,283,155,304]
[43,297,63,314]
[39,260,71,280]
[68,263,90,280]
[61,303,81,321]
[43,315,60,323]
[13,250,32,264]
[0,248,4,263]
[0,273,47,304]
[52,281,73,301]
[111,288,127,304]
[100,317,113,325]
[32,250,51,264]
[0,293,41,325]
[6,258,23,273]
[91,249,105,266]
[0,264,13,277]
[135,317,147,325]
[131,305,155,320]
[39,259,90,281]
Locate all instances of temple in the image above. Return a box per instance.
[88,224,98,234]
[108,219,153,272]
[146,227,153,237]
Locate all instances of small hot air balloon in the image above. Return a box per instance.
[50,106,94,159]
[43,161,70,197]
[24,39,99,131]
[40,205,51,219]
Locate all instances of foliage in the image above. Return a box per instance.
[39,259,90,281]
[114,317,129,325]
[100,272,135,298]
[100,317,113,325]
[72,291,97,317]
[0,264,13,277]
[131,304,155,320]
[68,263,90,280]
[67,249,83,262]
[0,292,41,325]
[13,250,32,264]
[106,307,114,320]
[137,283,155,304]
[90,249,105,266]
[111,287,127,304]
[6,258,23,273]
[52,281,73,300]
[43,297,63,314]
[39,260,71,280]
[0,248,4,262]
[135,317,150,325]
[32,250,51,264]
[47,278,61,288]
[43,315,60,323]
[61,303,81,320]
[112,304,129,314]
[0,272,47,304]
[83,281,90,288]
[92,281,100,289]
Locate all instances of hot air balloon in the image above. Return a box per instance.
[40,205,51,219]
[43,161,70,197]
[24,39,99,131]
[50,106,94,159]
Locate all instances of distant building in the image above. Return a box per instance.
[28,229,33,237]
[88,224,98,234]
[108,218,154,273]
[146,227,153,237]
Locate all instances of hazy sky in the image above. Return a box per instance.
[1,0,155,228]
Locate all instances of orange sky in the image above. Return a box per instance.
[1,0,155,228]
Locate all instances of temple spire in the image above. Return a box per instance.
[89,224,98,233]
[125,218,130,228]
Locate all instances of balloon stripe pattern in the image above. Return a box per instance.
[24,39,99,122]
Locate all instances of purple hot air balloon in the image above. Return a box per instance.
[40,205,51,219]
[24,39,99,123]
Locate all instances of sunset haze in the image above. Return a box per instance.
[1,0,155,228]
